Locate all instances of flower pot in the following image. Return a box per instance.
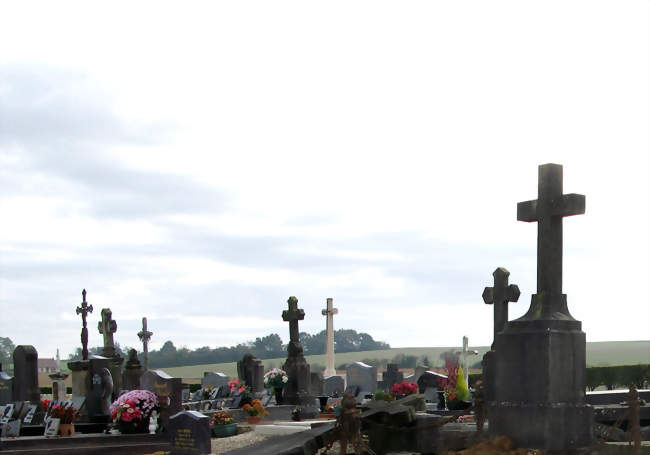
[447,400,472,411]
[274,387,284,405]
[59,423,75,437]
[246,416,262,425]
[212,422,238,438]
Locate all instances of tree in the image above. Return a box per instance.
[0,337,16,374]
[253,334,284,359]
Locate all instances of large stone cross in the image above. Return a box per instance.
[483,267,520,348]
[98,308,118,358]
[517,163,585,317]
[282,296,304,344]
[75,289,93,361]
[321,298,338,377]
[137,317,153,371]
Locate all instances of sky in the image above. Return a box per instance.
[0,1,648,360]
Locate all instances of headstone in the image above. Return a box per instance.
[22,404,37,424]
[0,403,14,423]
[168,410,211,455]
[382,364,404,392]
[490,163,593,451]
[346,362,377,399]
[416,371,446,393]
[182,388,190,403]
[482,267,520,403]
[324,375,345,396]
[0,370,13,405]
[44,417,59,437]
[140,369,183,428]
[321,297,339,377]
[236,354,264,393]
[86,357,113,421]
[12,345,40,403]
[137,317,153,371]
[201,372,229,390]
[122,348,144,391]
[4,419,21,437]
[281,296,314,407]
[310,372,324,396]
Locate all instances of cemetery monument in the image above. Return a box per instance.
[321,297,338,378]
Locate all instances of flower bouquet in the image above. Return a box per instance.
[210,410,237,438]
[242,399,269,424]
[50,405,81,436]
[373,390,396,402]
[263,368,288,404]
[228,379,252,406]
[391,381,419,398]
[110,390,159,434]
[445,365,471,410]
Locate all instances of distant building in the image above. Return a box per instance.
[37,358,58,374]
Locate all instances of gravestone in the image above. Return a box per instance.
[416,371,446,393]
[3,419,21,437]
[12,345,40,403]
[482,267,520,403]
[168,410,211,455]
[182,388,190,403]
[281,296,315,407]
[346,362,377,400]
[86,356,113,422]
[201,372,229,390]
[324,375,345,396]
[137,317,153,371]
[382,364,404,392]
[98,308,124,401]
[140,369,183,428]
[321,297,339,377]
[236,354,264,393]
[0,369,13,405]
[122,348,144,391]
[490,163,593,451]
[310,372,324,396]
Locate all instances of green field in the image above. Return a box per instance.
[159,340,650,380]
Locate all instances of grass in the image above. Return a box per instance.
[158,340,650,380]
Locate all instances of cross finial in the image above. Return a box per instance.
[517,163,585,319]
[98,308,118,358]
[137,317,153,371]
[483,267,520,349]
[76,288,94,360]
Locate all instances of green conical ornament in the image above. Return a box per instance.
[456,365,470,402]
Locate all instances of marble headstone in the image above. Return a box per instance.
[346,362,377,399]
[12,345,40,403]
[201,372,229,390]
[382,364,404,392]
[140,369,183,428]
[236,354,264,393]
[310,372,324,396]
[324,375,345,396]
[0,371,13,405]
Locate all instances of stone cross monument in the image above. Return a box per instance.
[321,297,338,378]
[457,336,478,388]
[490,163,593,451]
[481,267,519,402]
[75,289,93,361]
[137,317,153,371]
[98,308,118,359]
[281,296,314,408]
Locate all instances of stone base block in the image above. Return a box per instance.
[489,401,594,451]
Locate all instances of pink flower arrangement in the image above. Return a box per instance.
[391,382,419,396]
[227,379,250,397]
[110,390,159,422]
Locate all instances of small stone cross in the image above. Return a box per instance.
[517,163,584,316]
[483,267,520,349]
[75,289,94,361]
[98,308,118,358]
[137,317,153,371]
[282,296,305,344]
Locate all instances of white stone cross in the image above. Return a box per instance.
[321,298,338,378]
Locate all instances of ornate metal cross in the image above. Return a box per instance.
[137,317,153,371]
[282,296,305,344]
[517,163,585,317]
[75,289,93,361]
[98,308,118,358]
[483,267,520,348]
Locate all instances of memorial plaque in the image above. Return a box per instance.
[23,404,37,424]
[44,418,60,437]
[168,410,211,455]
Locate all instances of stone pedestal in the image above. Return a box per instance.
[490,312,593,451]
[49,371,69,401]
[122,351,143,392]
[282,345,314,406]
[68,357,114,422]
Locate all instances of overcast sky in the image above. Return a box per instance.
[1,1,648,360]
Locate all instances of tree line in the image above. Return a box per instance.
[64,329,389,368]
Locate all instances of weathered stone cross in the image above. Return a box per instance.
[517,163,585,317]
[98,308,118,358]
[321,297,338,377]
[75,289,93,361]
[137,317,153,371]
[483,267,520,348]
[283,296,305,344]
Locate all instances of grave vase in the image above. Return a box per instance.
[212,422,238,438]
[246,415,262,425]
[59,423,75,437]
[274,387,284,405]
